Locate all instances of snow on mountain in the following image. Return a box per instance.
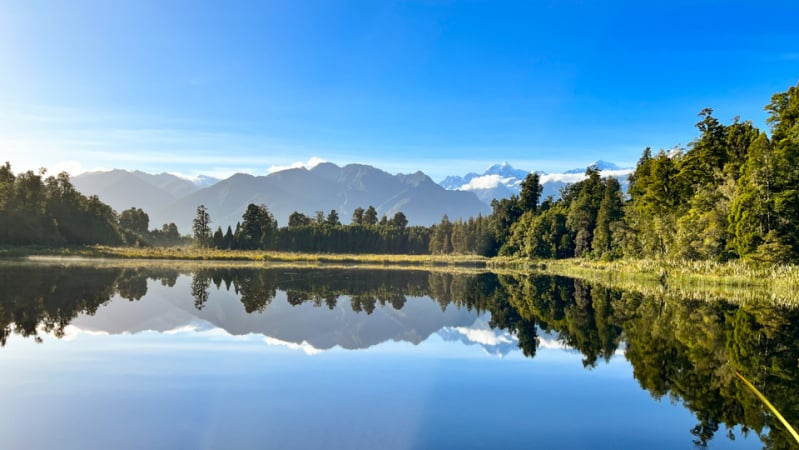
[438,314,519,357]
[440,161,633,204]
[564,160,623,174]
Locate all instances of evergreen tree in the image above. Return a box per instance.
[390,212,408,229]
[223,225,235,249]
[364,205,378,226]
[288,211,311,228]
[593,177,624,259]
[192,205,212,247]
[430,215,453,254]
[519,172,543,213]
[240,203,277,249]
[729,133,775,258]
[326,210,341,226]
[351,207,365,225]
[213,226,224,249]
[119,207,149,234]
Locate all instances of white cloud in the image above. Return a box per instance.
[602,168,634,178]
[265,156,327,174]
[539,172,587,184]
[459,174,514,191]
[537,337,569,350]
[263,336,322,355]
[451,326,514,347]
[540,168,633,185]
[60,324,110,341]
[163,324,201,335]
[51,160,87,176]
[166,171,207,182]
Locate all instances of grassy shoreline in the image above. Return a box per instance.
[489,256,799,306]
[0,245,489,268]
[4,245,799,304]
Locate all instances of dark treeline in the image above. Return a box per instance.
[0,165,122,246]
[0,163,186,247]
[195,201,494,255]
[490,82,799,263]
[197,203,433,254]
[3,264,798,448]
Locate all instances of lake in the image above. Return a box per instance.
[1,260,797,449]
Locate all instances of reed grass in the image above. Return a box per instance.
[489,257,799,307]
[2,245,488,268]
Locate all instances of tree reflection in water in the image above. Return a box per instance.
[0,262,797,448]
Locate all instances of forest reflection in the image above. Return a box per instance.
[1,263,797,449]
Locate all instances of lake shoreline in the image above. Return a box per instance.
[3,245,799,304]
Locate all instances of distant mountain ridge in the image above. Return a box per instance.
[563,160,624,174]
[72,163,490,233]
[166,162,490,231]
[440,162,528,204]
[439,160,633,204]
[72,170,220,219]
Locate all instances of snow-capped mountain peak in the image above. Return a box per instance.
[564,160,623,174]
[439,160,633,204]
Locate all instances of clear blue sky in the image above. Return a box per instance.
[2,0,798,181]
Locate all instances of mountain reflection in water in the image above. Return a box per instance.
[1,261,797,449]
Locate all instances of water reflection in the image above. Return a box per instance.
[1,261,798,448]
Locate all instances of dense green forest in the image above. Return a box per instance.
[3,81,798,262]
[484,81,799,263]
[193,202,493,255]
[0,163,185,247]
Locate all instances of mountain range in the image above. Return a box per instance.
[73,163,491,233]
[440,160,633,204]
[72,170,221,221]
[71,160,632,234]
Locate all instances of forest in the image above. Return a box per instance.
[484,81,799,263]
[0,163,184,247]
[1,81,798,263]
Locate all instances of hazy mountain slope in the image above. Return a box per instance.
[72,169,183,216]
[72,170,219,225]
[161,163,491,231]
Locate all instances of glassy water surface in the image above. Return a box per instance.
[1,260,797,449]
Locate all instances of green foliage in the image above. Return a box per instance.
[363,205,378,226]
[495,81,799,264]
[490,195,522,253]
[519,172,542,213]
[430,215,453,254]
[119,207,149,234]
[238,203,277,250]
[593,177,624,260]
[192,204,212,247]
[0,164,124,246]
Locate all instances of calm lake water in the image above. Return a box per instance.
[1,260,797,450]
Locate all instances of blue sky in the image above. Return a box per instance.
[2,0,798,181]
